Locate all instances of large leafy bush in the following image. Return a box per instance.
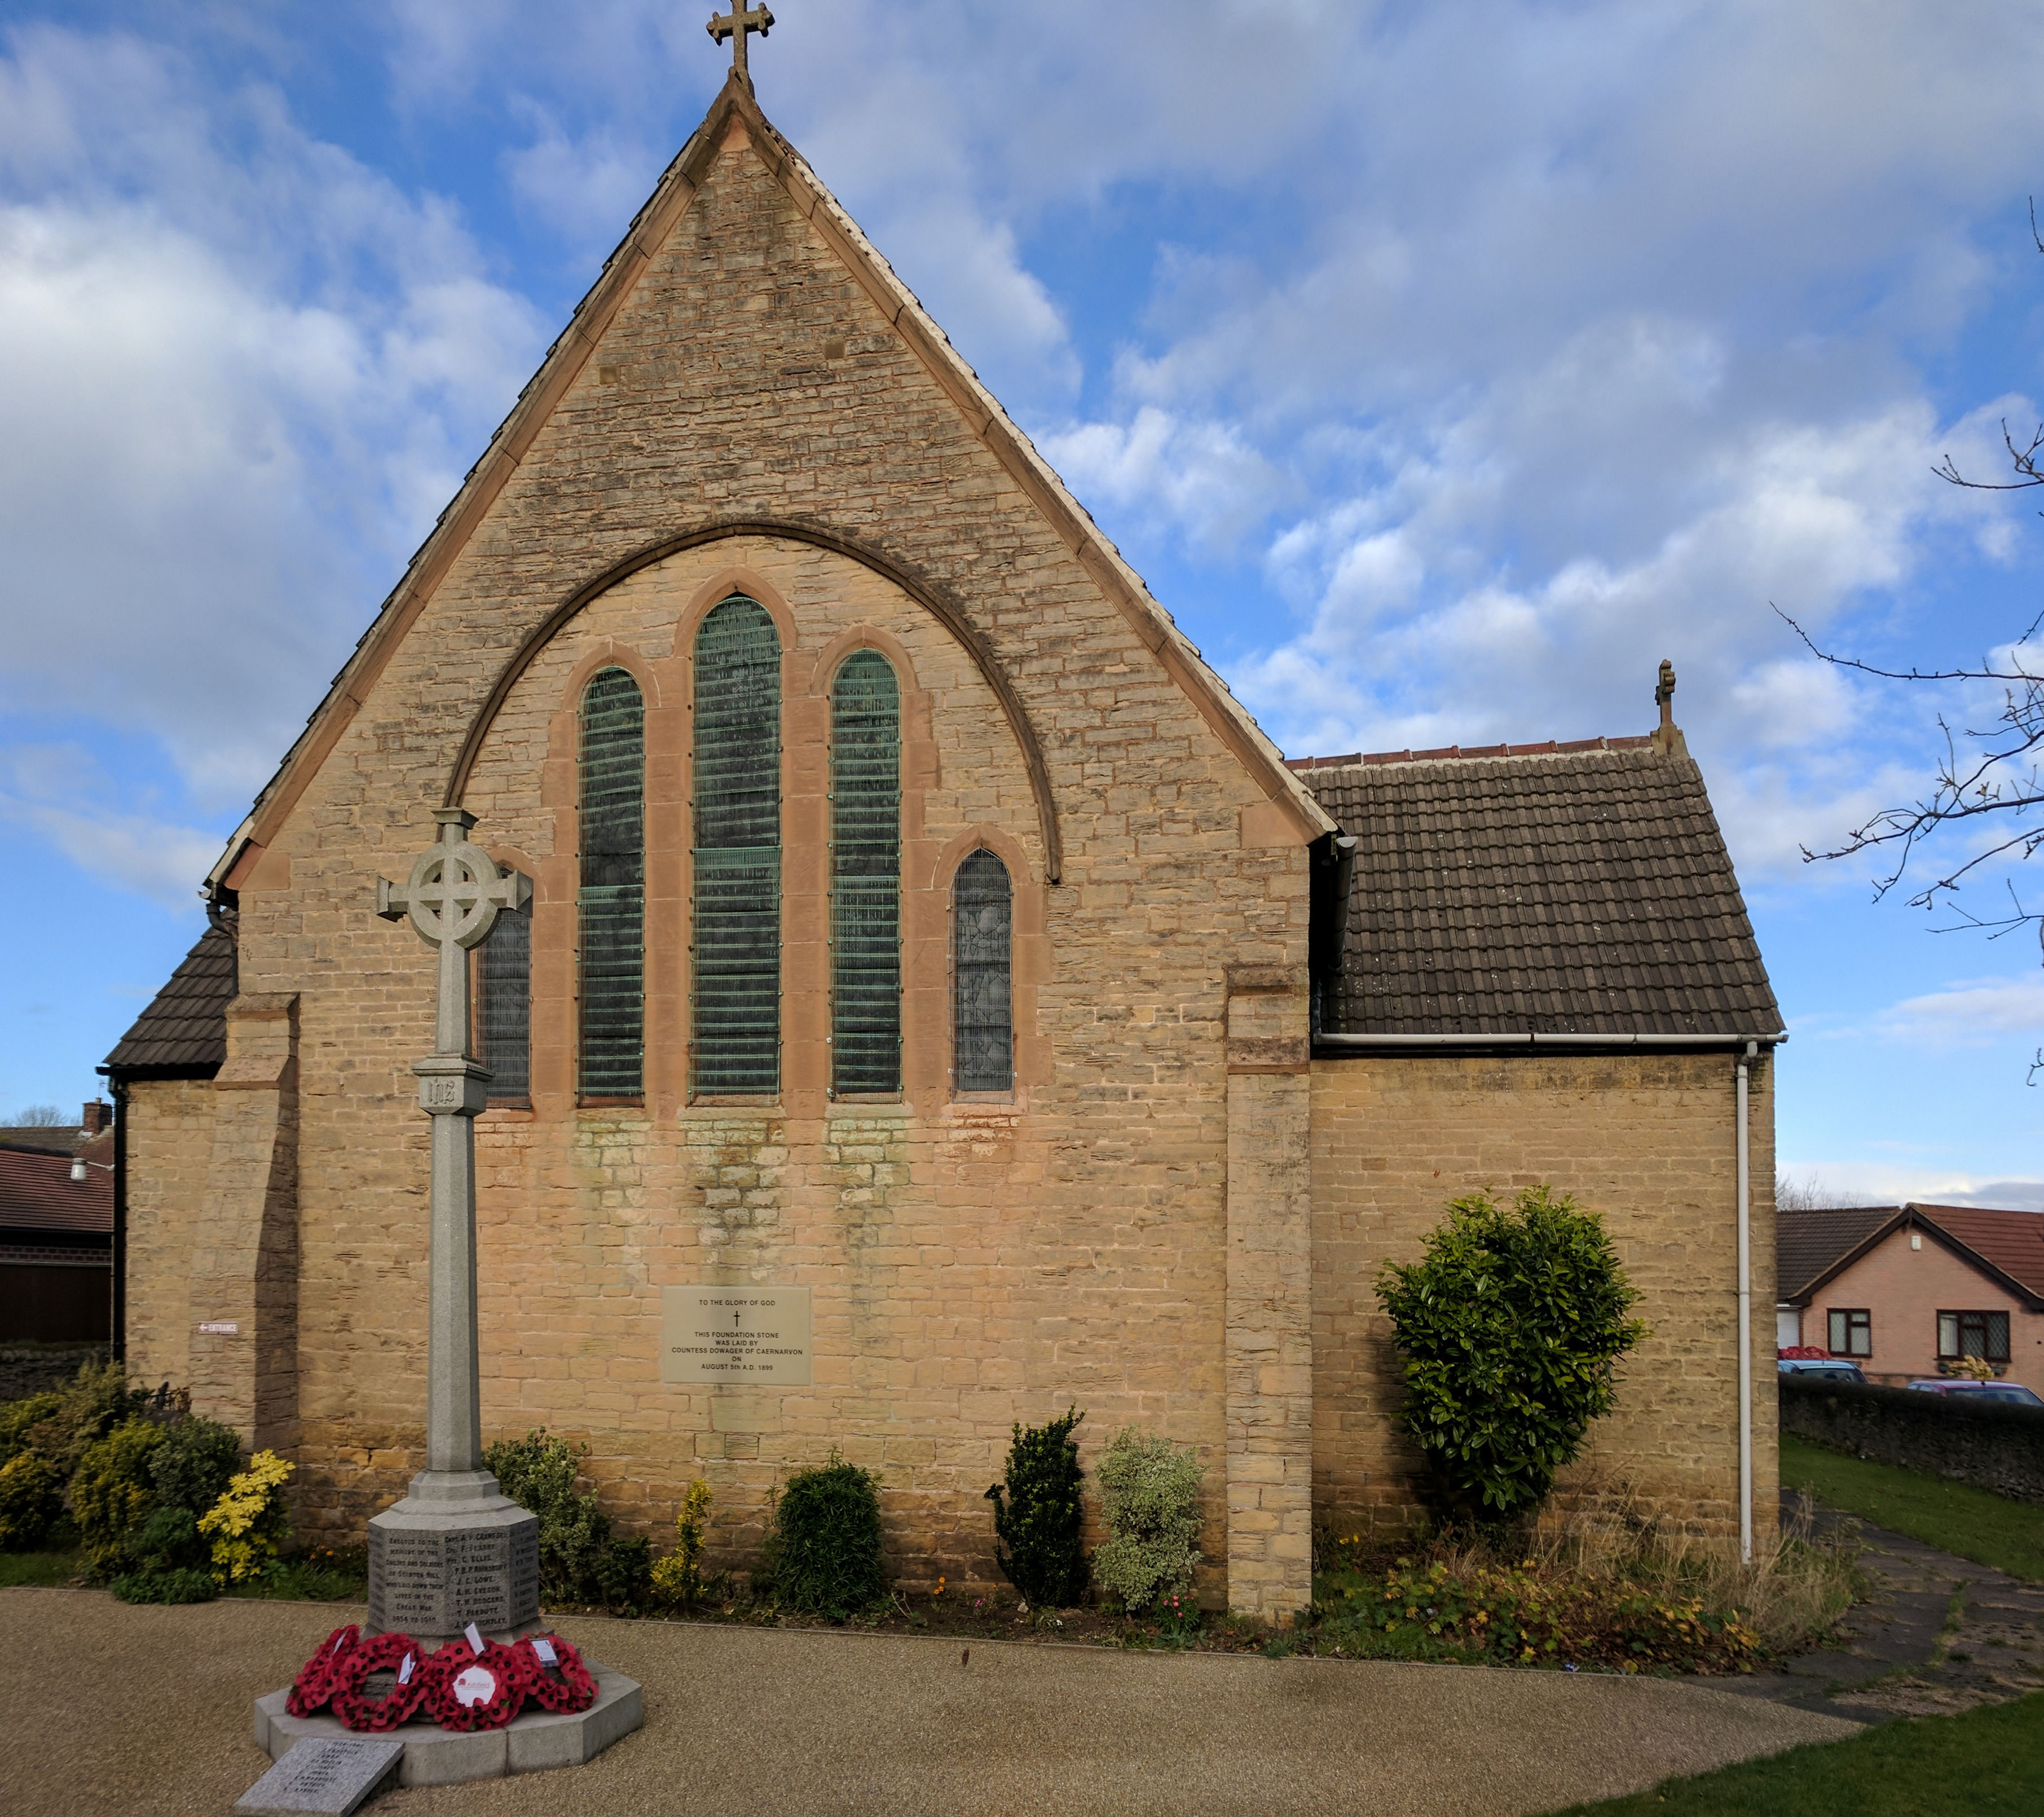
[485,1428,610,1598]
[0,1450,64,1550]
[149,1415,242,1515]
[1091,1428,1203,1613]
[984,1406,1088,1608]
[1375,1185,1648,1523]
[766,1453,884,1617]
[72,1421,166,1572]
[196,1449,295,1582]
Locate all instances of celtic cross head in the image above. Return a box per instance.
[377,809,530,952]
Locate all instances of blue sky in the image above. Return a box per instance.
[2,2,2041,1205]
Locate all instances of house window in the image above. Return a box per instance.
[476,882,531,1102]
[578,668,645,1099]
[1826,1308,1871,1358]
[691,597,781,1097]
[829,651,901,1096]
[953,849,1012,1093]
[1938,1309,2012,1365]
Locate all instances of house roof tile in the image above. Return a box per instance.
[1912,1203,2044,1302]
[102,912,237,1075]
[1299,744,1782,1035]
[0,1143,112,1236]
[1776,1205,1902,1303]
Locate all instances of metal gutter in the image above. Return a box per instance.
[1313,1031,1788,1052]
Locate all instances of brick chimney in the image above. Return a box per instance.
[81,1098,111,1135]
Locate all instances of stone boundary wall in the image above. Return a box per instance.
[1779,1374,2044,1507]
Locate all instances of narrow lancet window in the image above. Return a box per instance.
[953,849,1012,1093]
[578,667,645,1099]
[691,596,782,1096]
[477,881,531,1101]
[830,651,901,1096]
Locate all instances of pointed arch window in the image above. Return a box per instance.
[692,597,782,1096]
[476,885,531,1102]
[953,849,1012,1093]
[830,651,901,1096]
[578,667,645,1099]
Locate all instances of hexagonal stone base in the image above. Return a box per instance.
[252,1666,642,1788]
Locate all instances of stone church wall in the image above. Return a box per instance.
[1310,1052,1778,1545]
[205,120,1315,1608]
[122,1077,217,1395]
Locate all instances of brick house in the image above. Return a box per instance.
[1777,1203,2044,1393]
[0,1101,116,1344]
[103,74,1785,1615]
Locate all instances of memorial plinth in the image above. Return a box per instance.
[246,811,639,1796]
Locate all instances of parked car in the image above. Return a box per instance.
[1777,1359,1868,1384]
[1904,1379,2044,1407]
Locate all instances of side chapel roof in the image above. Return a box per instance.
[102,912,238,1077]
[201,73,1329,900]
[1298,742,1782,1037]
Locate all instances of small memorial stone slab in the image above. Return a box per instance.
[236,1736,403,1815]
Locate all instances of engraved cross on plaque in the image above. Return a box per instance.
[708,1,773,80]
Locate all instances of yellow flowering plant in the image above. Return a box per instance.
[650,1478,714,1606]
[197,1450,295,1584]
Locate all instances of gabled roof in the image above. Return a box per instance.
[102,913,237,1077]
[0,1144,112,1237]
[204,74,1329,898]
[1298,742,1782,1037]
[1780,1202,2044,1310]
[1777,1205,1905,1302]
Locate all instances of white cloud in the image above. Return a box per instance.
[0,743,220,911]
[1780,1162,2044,1214]
[0,25,547,808]
[1869,976,2044,1047]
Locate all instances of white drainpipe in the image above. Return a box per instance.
[1736,1040,1755,1564]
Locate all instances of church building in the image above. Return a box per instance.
[103,59,1783,1620]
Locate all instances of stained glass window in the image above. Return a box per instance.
[477,884,531,1101]
[691,597,781,1096]
[953,849,1012,1093]
[830,652,901,1095]
[579,667,644,1098]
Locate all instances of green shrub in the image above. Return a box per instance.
[1375,1185,1648,1523]
[483,1428,609,1598]
[197,1449,294,1582]
[985,1405,1088,1608]
[766,1453,884,1617]
[592,1535,653,1609]
[72,1421,165,1573]
[1091,1428,1204,1613]
[651,1479,715,1606]
[27,1362,150,1478]
[149,1417,242,1516]
[0,1393,61,1470]
[114,1503,218,1597]
[0,1450,65,1550]
[109,1565,217,1605]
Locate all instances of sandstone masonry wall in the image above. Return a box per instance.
[1310,1052,1778,1544]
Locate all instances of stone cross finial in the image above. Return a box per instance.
[1651,658,1686,756]
[708,1,774,80]
[376,808,530,1057]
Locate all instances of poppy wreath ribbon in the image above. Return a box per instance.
[331,1631,430,1734]
[423,1639,527,1732]
[285,1624,360,1718]
[512,1633,598,1714]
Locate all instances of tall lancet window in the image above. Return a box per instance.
[953,849,1012,1093]
[691,596,782,1096]
[578,667,645,1099]
[829,651,901,1096]
[476,885,531,1102]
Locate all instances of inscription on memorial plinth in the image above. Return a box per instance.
[662,1286,812,1384]
[367,1519,539,1635]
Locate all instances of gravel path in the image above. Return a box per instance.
[1,1587,1853,1817]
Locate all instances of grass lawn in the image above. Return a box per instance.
[1781,1433,2044,1581]
[0,1548,81,1588]
[1545,1690,2044,1815]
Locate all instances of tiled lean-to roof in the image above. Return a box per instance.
[103,912,238,1076]
[1298,744,1782,1037]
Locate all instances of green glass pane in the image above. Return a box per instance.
[580,668,644,1096]
[831,652,900,1095]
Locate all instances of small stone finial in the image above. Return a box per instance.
[708,1,774,81]
[1651,658,1686,756]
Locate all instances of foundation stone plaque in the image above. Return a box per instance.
[662,1286,812,1385]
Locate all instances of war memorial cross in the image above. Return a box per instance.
[708,1,774,78]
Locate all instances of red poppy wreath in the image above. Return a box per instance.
[513,1633,598,1714]
[423,1639,527,1732]
[331,1631,431,1734]
[285,1624,360,1718]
